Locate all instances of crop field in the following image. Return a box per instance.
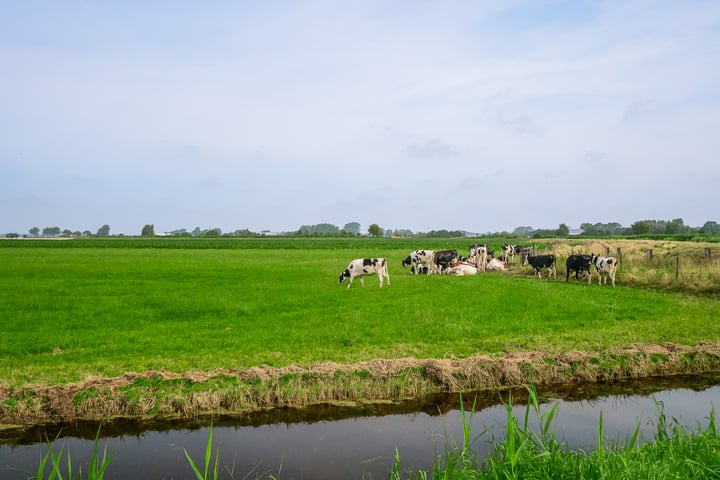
[1,236,719,393]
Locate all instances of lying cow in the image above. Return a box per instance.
[338,258,390,288]
[402,249,434,275]
[446,261,478,276]
[565,254,593,283]
[486,258,506,271]
[523,254,556,279]
[591,254,618,286]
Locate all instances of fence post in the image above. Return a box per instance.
[647,249,653,261]
[605,246,610,255]
[705,248,712,264]
[676,256,680,280]
[616,247,623,270]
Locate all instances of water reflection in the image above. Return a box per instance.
[1,373,718,479]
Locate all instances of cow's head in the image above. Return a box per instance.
[338,269,351,285]
[401,256,411,268]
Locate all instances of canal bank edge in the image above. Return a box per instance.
[1,341,719,428]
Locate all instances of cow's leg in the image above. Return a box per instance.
[359,277,365,287]
[384,270,391,288]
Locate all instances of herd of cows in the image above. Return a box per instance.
[337,244,619,288]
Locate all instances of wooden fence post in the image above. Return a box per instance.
[616,247,623,270]
[705,248,712,264]
[647,249,653,261]
[676,256,680,280]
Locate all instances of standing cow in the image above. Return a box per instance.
[591,254,618,286]
[402,249,435,275]
[338,258,390,288]
[565,254,593,283]
[468,244,488,271]
[523,254,556,279]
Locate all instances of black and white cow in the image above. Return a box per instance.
[523,254,556,279]
[591,254,618,286]
[402,249,435,275]
[468,244,488,271]
[565,254,593,283]
[433,249,458,273]
[338,258,390,288]
[501,244,524,264]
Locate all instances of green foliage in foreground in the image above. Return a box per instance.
[393,387,720,480]
[1,245,720,386]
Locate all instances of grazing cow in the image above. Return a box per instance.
[565,254,593,283]
[523,254,556,279]
[338,258,390,288]
[468,244,488,271]
[402,250,435,275]
[432,249,458,273]
[591,254,618,286]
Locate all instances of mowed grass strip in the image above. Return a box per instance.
[1,247,718,387]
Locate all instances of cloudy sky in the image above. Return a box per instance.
[2,1,719,235]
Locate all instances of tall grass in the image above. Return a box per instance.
[391,386,720,479]
[35,427,113,480]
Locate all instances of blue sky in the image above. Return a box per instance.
[2,1,719,235]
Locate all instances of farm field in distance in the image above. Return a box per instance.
[1,236,719,425]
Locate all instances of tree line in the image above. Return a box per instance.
[5,218,720,239]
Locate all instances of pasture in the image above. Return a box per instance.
[1,236,719,394]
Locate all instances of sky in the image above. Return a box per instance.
[2,1,719,236]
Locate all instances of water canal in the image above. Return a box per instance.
[2,373,719,479]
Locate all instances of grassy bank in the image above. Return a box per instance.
[1,238,719,424]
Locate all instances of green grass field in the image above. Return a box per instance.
[1,238,719,388]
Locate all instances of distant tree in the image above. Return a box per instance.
[393,229,413,237]
[42,226,61,237]
[5,232,19,238]
[97,224,110,236]
[512,226,535,236]
[29,227,40,237]
[342,222,361,235]
[367,224,383,237]
[298,223,341,235]
[82,230,92,237]
[203,228,222,237]
[700,221,720,234]
[62,229,72,237]
[141,224,155,236]
[557,223,570,237]
[191,227,204,236]
[630,221,651,235]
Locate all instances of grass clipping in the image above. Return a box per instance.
[2,341,720,426]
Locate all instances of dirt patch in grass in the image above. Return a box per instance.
[1,341,719,427]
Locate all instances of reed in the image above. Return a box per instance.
[391,385,720,479]
[35,427,113,480]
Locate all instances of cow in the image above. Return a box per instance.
[402,250,435,275]
[338,258,390,288]
[565,254,593,283]
[591,254,618,286]
[523,254,556,279]
[446,261,478,276]
[432,249,458,273]
[501,244,524,264]
[468,244,488,271]
[486,258,506,271]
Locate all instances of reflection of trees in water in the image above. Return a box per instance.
[4,372,719,446]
